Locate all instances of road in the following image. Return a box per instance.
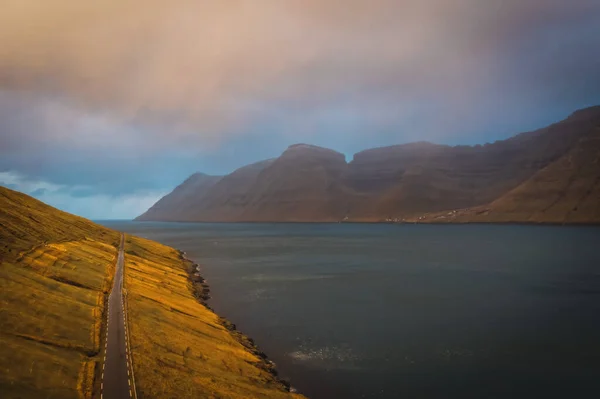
[101,234,136,399]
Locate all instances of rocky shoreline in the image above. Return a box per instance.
[178,250,298,394]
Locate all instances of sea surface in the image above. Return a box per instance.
[98,222,600,398]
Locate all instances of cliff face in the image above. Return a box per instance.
[135,173,222,221]
[232,145,350,221]
[137,106,600,223]
[345,108,598,220]
[150,145,350,222]
[419,107,600,224]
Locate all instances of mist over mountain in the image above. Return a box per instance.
[137,106,600,223]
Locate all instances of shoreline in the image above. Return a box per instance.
[133,219,600,226]
[177,250,299,395]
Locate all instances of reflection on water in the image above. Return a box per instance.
[289,344,359,370]
[242,274,335,282]
[99,221,600,399]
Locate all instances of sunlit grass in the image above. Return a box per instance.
[1,186,305,398]
[0,186,119,398]
[124,235,305,399]
[0,241,117,399]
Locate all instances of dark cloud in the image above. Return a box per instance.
[0,0,599,217]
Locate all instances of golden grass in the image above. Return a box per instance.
[0,186,119,398]
[1,186,306,398]
[0,186,119,257]
[77,359,96,399]
[124,235,306,399]
[0,333,83,398]
[0,240,117,398]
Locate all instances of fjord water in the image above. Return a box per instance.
[100,222,600,398]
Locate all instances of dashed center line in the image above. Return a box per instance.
[100,234,136,399]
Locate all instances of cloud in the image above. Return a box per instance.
[0,170,65,193]
[0,0,599,218]
[1,1,598,137]
[0,171,164,219]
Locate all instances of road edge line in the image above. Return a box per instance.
[122,233,139,399]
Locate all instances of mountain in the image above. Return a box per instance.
[0,186,305,398]
[194,145,349,222]
[137,105,600,223]
[413,107,600,223]
[137,173,222,221]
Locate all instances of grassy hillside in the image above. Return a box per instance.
[0,186,120,399]
[123,235,304,399]
[1,186,306,398]
[0,187,120,255]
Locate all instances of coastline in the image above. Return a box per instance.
[134,218,600,226]
[178,250,299,394]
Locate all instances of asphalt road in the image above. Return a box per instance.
[102,234,136,399]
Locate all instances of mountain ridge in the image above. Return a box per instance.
[137,105,600,223]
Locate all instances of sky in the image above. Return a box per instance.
[1,0,599,219]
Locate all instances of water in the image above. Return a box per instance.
[99,222,600,398]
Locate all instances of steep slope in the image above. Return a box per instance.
[484,131,600,223]
[233,144,350,222]
[0,186,120,254]
[1,186,120,399]
[425,109,600,224]
[346,106,599,219]
[136,173,222,221]
[138,105,600,223]
[175,159,275,221]
[145,145,351,222]
[124,236,304,398]
[0,187,305,398]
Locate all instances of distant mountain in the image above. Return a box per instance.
[136,105,600,223]
[414,107,600,223]
[137,173,222,221]
[183,158,276,221]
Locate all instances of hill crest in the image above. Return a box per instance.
[137,105,600,223]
